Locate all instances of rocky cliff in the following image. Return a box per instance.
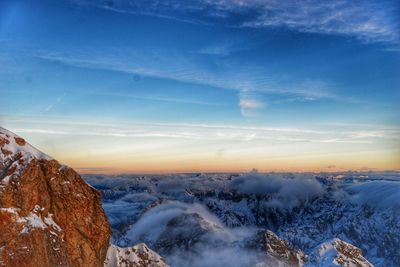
[0,127,170,267]
[0,127,111,266]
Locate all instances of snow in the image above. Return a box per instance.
[0,127,51,161]
[0,207,20,215]
[84,172,400,267]
[315,240,341,266]
[19,213,48,234]
[307,239,373,267]
[104,243,169,267]
[43,213,62,232]
[1,205,63,235]
[0,127,52,186]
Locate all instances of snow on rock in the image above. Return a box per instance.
[0,127,110,267]
[14,205,63,235]
[0,127,51,187]
[104,243,169,267]
[264,230,306,267]
[307,238,373,267]
[85,173,397,266]
[0,127,50,160]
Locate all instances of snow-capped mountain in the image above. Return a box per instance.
[1,127,397,267]
[306,238,373,267]
[0,127,112,266]
[85,171,400,267]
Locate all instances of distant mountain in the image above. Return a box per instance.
[1,127,396,266]
[85,172,400,267]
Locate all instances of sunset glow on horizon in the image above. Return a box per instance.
[1,0,399,173]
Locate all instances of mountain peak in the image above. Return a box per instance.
[308,238,374,267]
[0,127,168,267]
[0,127,111,266]
[0,127,52,186]
[0,127,51,160]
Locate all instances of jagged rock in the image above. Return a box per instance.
[104,243,169,267]
[307,238,374,267]
[243,229,306,266]
[0,127,110,267]
[263,230,306,267]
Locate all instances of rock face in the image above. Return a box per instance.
[263,230,306,267]
[104,244,169,267]
[0,127,110,266]
[307,238,374,267]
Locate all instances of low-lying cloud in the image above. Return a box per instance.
[229,171,324,208]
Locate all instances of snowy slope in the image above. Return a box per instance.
[0,127,52,186]
[85,171,400,267]
[306,238,373,267]
[104,243,169,267]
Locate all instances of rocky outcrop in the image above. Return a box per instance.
[263,230,306,267]
[104,244,169,267]
[307,238,374,267]
[0,127,110,266]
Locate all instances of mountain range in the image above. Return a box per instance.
[1,127,399,266]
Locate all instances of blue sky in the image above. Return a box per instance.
[0,0,399,172]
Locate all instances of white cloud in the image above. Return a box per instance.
[77,0,400,44]
[239,96,265,117]
[2,115,398,145]
[34,51,340,119]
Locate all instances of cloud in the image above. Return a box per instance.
[347,181,400,208]
[76,0,400,44]
[2,115,398,145]
[34,52,334,101]
[44,93,67,112]
[30,43,344,117]
[239,95,266,117]
[124,202,195,245]
[120,200,269,267]
[229,171,324,208]
[33,52,341,118]
[94,92,224,106]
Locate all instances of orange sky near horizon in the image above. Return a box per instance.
[2,120,399,174]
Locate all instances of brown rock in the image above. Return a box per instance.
[0,127,110,267]
[0,137,10,147]
[14,137,26,146]
[316,238,374,267]
[263,230,306,267]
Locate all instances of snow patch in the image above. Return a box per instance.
[104,243,169,267]
[0,127,52,186]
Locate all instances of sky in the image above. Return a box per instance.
[0,0,399,173]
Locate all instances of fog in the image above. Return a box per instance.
[83,171,400,267]
[229,171,324,209]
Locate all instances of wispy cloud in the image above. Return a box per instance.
[34,51,338,118]
[77,0,400,44]
[2,115,398,145]
[44,93,67,112]
[93,92,225,106]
